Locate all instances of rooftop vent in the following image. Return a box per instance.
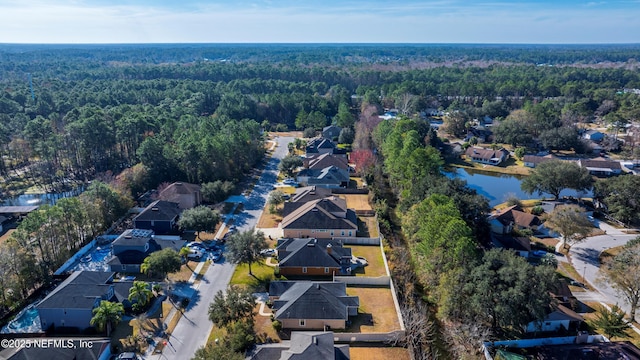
[151,207,159,211]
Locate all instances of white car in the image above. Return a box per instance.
[187,249,204,261]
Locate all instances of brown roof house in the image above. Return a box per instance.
[578,158,622,177]
[158,182,202,209]
[489,205,542,235]
[276,238,353,276]
[465,146,509,165]
[304,153,349,171]
[280,197,358,239]
[523,154,557,168]
[268,281,359,330]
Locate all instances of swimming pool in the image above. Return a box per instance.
[71,246,113,272]
[1,305,42,334]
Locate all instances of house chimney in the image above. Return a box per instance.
[326,243,332,254]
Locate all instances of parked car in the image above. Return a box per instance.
[210,251,222,262]
[186,242,206,250]
[117,353,139,360]
[531,250,548,258]
[260,248,276,257]
[187,249,204,261]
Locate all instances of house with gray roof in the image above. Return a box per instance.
[322,125,342,141]
[35,271,133,332]
[290,186,333,203]
[276,238,353,276]
[251,331,350,360]
[107,229,185,273]
[268,281,359,330]
[280,197,357,239]
[297,166,350,188]
[0,338,111,360]
[583,130,605,142]
[306,138,338,155]
[133,200,182,234]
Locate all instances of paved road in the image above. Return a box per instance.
[569,231,637,319]
[154,136,294,360]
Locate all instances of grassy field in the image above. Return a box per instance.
[230,260,279,292]
[583,303,640,348]
[345,287,401,333]
[357,216,379,238]
[341,194,372,211]
[348,245,387,277]
[450,156,532,176]
[257,203,284,228]
[350,347,411,360]
[168,260,208,283]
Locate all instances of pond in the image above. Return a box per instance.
[1,187,85,207]
[447,167,592,207]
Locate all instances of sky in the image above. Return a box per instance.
[1,0,640,44]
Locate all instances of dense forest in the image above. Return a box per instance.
[2,44,640,195]
[2,44,640,357]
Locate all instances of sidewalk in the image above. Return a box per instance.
[144,205,240,358]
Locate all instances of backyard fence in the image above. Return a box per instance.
[334,276,390,286]
[333,330,405,344]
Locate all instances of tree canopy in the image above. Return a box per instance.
[225,229,268,275]
[600,237,640,321]
[177,205,221,240]
[521,160,593,199]
[544,204,593,249]
[141,248,182,279]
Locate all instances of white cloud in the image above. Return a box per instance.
[0,0,638,43]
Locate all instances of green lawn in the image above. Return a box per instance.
[230,260,279,292]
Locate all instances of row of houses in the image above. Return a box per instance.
[523,153,623,176]
[33,182,205,334]
[297,137,351,188]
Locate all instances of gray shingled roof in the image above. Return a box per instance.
[36,271,119,309]
[270,282,358,321]
[134,200,182,222]
[276,238,352,269]
[290,186,333,203]
[280,198,357,231]
[282,332,350,360]
[112,229,154,247]
[0,338,111,360]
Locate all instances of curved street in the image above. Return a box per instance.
[152,136,294,360]
[568,218,638,320]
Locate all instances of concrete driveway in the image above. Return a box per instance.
[151,136,294,360]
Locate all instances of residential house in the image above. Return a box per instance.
[36,271,133,331]
[465,147,509,165]
[290,186,333,203]
[464,126,492,143]
[523,154,557,168]
[280,197,358,238]
[158,182,202,209]
[305,153,349,171]
[276,238,353,276]
[489,205,542,235]
[583,130,605,142]
[107,229,185,273]
[268,281,359,330]
[251,331,350,360]
[494,235,532,258]
[306,138,338,155]
[322,125,342,141]
[0,338,111,360]
[525,304,583,333]
[133,200,182,234]
[578,158,622,176]
[296,166,350,188]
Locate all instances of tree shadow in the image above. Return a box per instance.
[571,247,603,266]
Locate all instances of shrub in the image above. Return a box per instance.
[272,320,282,331]
[531,205,544,215]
